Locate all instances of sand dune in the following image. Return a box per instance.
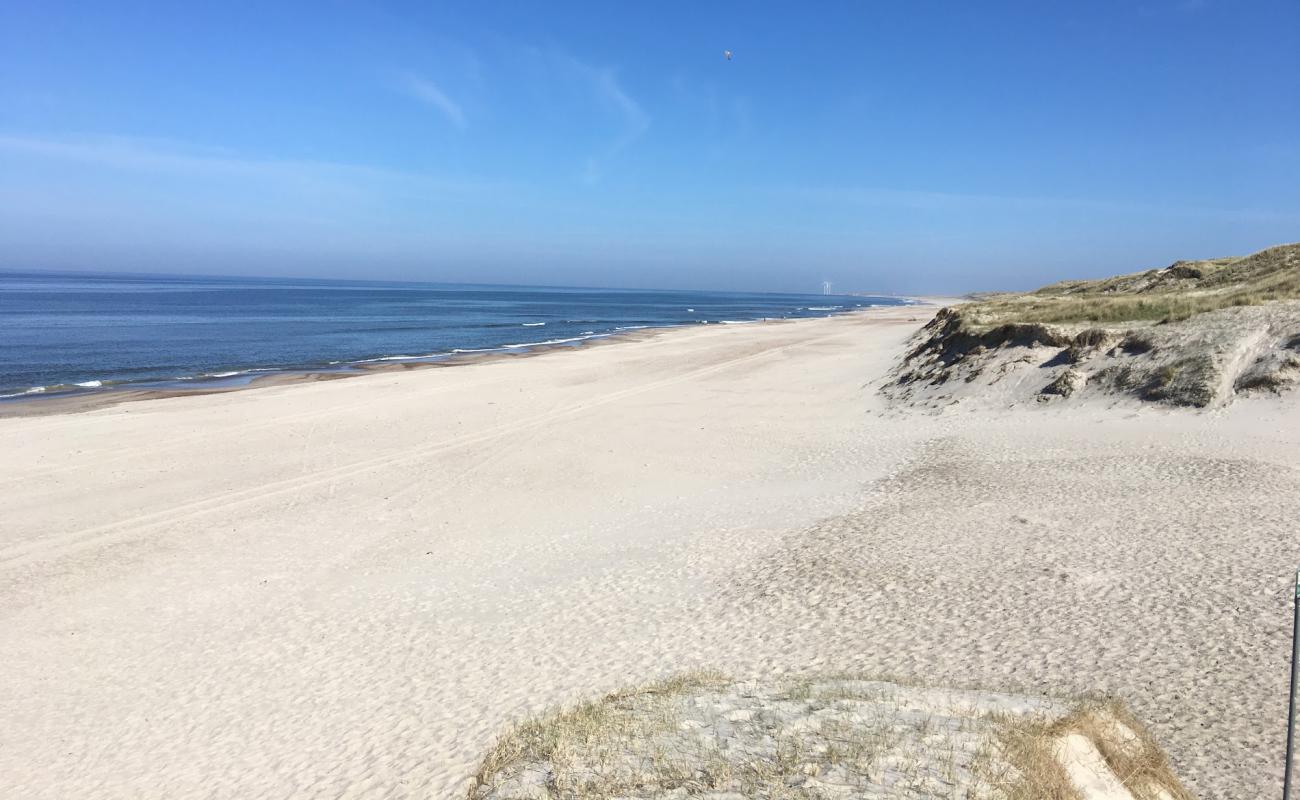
[1,305,1296,798]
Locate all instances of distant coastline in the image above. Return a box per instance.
[0,322,676,417]
[0,270,919,414]
[0,282,934,417]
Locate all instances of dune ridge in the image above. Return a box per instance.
[886,243,1300,409]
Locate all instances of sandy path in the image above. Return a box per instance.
[1,306,1296,798]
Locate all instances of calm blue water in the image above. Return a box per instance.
[0,271,908,399]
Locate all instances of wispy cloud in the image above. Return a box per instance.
[0,132,525,268]
[779,184,1298,222]
[0,133,501,197]
[397,73,466,129]
[581,63,650,183]
[523,46,649,183]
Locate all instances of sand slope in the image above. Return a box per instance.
[1,305,1296,798]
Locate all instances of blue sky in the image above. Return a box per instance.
[1,1,1297,293]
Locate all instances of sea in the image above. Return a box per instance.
[0,271,910,401]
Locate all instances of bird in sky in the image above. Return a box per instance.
[723,50,733,61]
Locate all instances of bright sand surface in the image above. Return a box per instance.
[1,304,1297,798]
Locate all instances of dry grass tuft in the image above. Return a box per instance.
[468,670,730,799]
[961,242,1300,328]
[469,673,1190,800]
[990,700,1195,800]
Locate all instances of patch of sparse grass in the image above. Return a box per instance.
[471,674,1189,800]
[468,670,729,799]
[960,242,1300,328]
[1237,371,1289,392]
[987,701,1196,800]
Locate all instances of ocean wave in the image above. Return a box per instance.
[521,322,546,327]
[502,334,600,349]
[75,380,104,388]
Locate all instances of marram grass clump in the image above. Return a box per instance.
[962,242,1300,328]
[467,673,1192,800]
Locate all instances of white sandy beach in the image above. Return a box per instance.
[1,305,1297,798]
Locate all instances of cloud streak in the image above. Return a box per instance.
[589,66,649,136]
[525,46,649,183]
[582,64,650,183]
[397,73,466,129]
[778,184,1299,223]
[0,133,503,198]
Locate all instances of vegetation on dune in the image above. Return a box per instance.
[962,242,1300,327]
[469,671,732,799]
[995,701,1195,800]
[886,242,1300,408]
[468,673,1191,799]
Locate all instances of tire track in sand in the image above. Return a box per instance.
[0,322,768,487]
[0,328,840,570]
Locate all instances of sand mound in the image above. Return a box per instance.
[885,301,1300,409]
[884,242,1300,410]
[468,673,1190,799]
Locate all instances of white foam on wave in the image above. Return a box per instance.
[806,306,840,311]
[522,322,546,327]
[615,325,650,331]
[75,380,103,388]
[354,355,425,363]
[503,336,593,349]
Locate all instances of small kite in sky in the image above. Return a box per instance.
[723,50,733,61]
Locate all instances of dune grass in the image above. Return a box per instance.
[468,673,1192,799]
[468,670,732,799]
[991,700,1196,800]
[962,242,1300,327]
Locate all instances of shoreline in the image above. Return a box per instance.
[0,298,946,418]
